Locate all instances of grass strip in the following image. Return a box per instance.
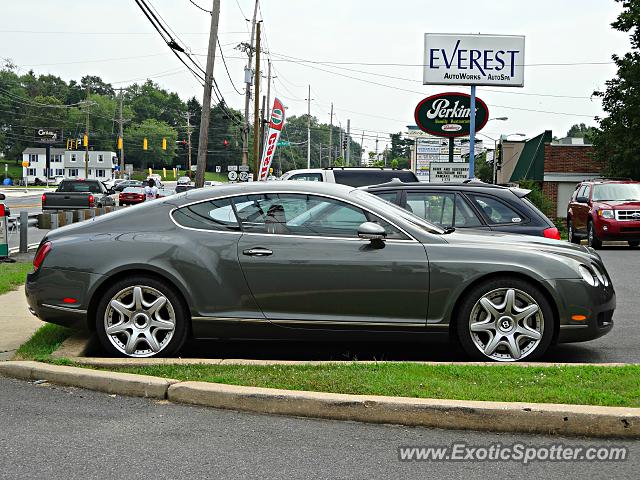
[0,262,33,295]
[15,324,73,362]
[97,362,640,408]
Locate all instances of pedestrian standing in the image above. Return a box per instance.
[144,178,158,201]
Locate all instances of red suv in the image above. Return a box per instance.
[567,180,640,248]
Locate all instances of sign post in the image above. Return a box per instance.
[423,33,525,179]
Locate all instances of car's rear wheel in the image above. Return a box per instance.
[587,220,602,249]
[629,241,639,248]
[456,277,554,362]
[96,275,188,358]
[567,219,580,244]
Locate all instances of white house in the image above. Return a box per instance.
[64,150,117,180]
[21,147,65,183]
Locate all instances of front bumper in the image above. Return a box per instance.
[551,278,615,343]
[595,218,640,241]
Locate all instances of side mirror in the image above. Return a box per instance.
[358,222,387,241]
[576,196,589,204]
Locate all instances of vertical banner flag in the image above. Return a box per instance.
[258,98,286,181]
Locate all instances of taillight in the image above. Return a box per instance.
[41,193,46,204]
[88,194,95,207]
[543,227,561,240]
[33,241,52,271]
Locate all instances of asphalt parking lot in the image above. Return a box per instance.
[85,244,638,364]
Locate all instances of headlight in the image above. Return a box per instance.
[592,264,609,287]
[579,265,598,286]
[598,209,615,219]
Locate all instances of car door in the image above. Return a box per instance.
[235,193,429,325]
[574,184,591,233]
[404,190,488,230]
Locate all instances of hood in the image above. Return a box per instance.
[443,229,599,264]
[594,200,640,209]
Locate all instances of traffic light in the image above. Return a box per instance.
[162,137,167,151]
[83,134,88,147]
[496,143,503,171]
[117,136,123,150]
[143,138,148,150]
[342,138,348,150]
[176,140,187,149]
[223,138,229,148]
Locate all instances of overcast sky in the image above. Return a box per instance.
[1,0,630,153]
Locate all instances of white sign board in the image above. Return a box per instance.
[430,162,470,183]
[423,34,525,87]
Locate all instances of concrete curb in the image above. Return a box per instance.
[0,361,177,399]
[0,360,638,438]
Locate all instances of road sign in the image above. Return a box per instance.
[227,165,238,171]
[276,140,290,147]
[239,171,249,182]
[430,162,470,183]
[227,171,238,182]
[215,165,221,173]
[238,165,249,172]
[34,128,63,143]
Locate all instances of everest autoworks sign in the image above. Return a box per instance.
[414,92,489,137]
[423,33,525,87]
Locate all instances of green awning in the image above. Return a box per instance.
[509,130,552,182]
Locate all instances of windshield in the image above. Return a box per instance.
[592,184,640,201]
[350,189,445,234]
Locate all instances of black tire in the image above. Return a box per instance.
[587,220,602,249]
[567,218,580,244]
[95,275,189,358]
[456,276,555,362]
[629,241,640,248]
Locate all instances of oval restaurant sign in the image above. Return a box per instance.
[414,92,489,138]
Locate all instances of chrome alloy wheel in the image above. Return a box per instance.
[468,288,544,362]
[104,285,176,357]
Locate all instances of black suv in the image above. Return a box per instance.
[365,180,560,239]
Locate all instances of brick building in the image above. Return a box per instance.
[502,131,604,218]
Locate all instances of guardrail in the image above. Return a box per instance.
[36,206,124,229]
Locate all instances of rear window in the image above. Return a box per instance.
[333,170,418,187]
[58,181,101,193]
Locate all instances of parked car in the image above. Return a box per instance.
[567,179,640,248]
[204,180,224,187]
[157,187,176,198]
[113,180,144,193]
[27,182,614,362]
[177,176,192,186]
[42,179,115,211]
[175,184,197,193]
[118,187,146,206]
[365,180,561,239]
[147,174,163,187]
[280,167,419,187]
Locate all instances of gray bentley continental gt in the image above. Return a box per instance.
[25,182,614,361]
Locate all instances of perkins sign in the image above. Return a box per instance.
[414,92,489,137]
[423,34,525,87]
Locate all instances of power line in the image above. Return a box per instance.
[217,39,244,95]
[187,0,211,14]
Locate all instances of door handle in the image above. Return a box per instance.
[243,247,273,257]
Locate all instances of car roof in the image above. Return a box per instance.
[579,179,639,185]
[366,180,509,191]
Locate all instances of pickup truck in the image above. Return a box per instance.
[42,179,116,211]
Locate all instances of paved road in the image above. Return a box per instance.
[170,246,639,363]
[0,377,637,480]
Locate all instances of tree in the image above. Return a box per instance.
[593,0,640,179]
[566,123,596,143]
[389,132,413,160]
[473,152,493,183]
[124,119,177,169]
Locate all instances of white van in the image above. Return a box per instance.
[280,167,419,187]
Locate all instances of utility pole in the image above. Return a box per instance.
[185,112,193,175]
[116,87,125,178]
[345,119,351,166]
[259,94,266,162]
[319,142,322,167]
[339,121,343,160]
[328,102,333,166]
[375,134,379,163]
[264,60,272,126]
[252,21,261,180]
[84,85,90,179]
[242,0,260,167]
[195,0,221,188]
[360,130,365,166]
[306,84,312,169]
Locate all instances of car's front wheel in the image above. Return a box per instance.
[96,275,188,358]
[456,277,554,362]
[587,220,602,249]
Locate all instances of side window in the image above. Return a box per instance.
[406,192,455,227]
[469,195,525,225]
[172,198,239,231]
[371,191,400,205]
[583,185,592,200]
[289,173,323,182]
[454,196,483,228]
